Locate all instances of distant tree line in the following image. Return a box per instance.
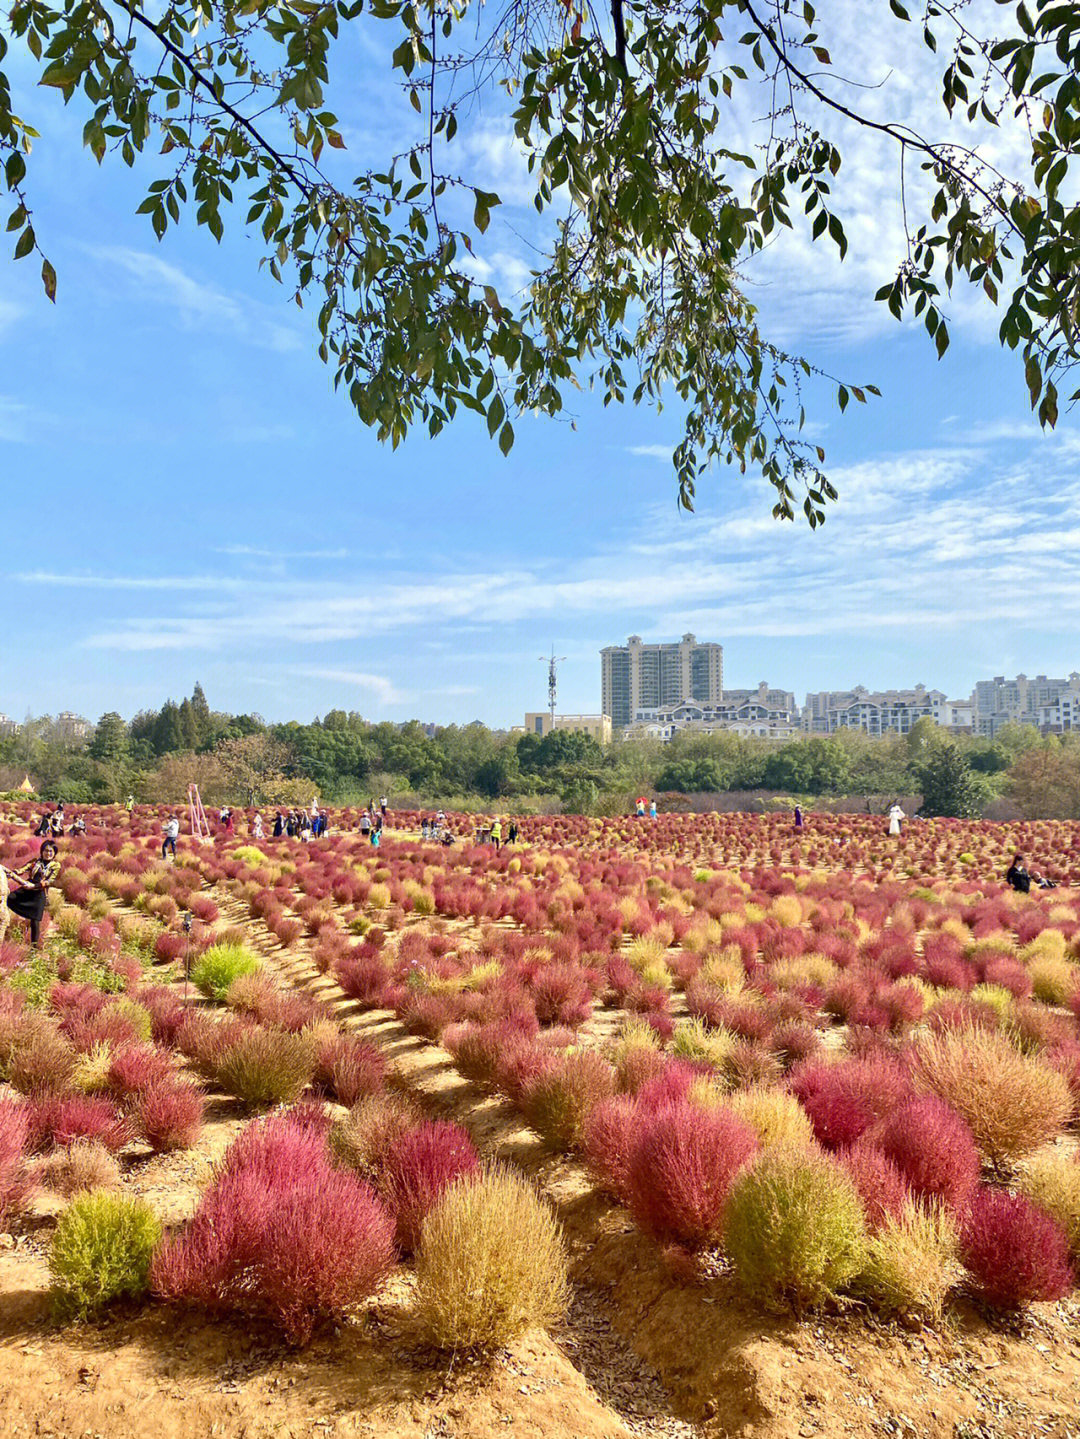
[3,687,1080,819]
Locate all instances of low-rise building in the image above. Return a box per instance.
[524,712,613,744]
[625,686,800,742]
[0,713,20,739]
[55,711,91,742]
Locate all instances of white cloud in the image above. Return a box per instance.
[297,668,405,704]
[88,247,304,351]
[626,444,674,461]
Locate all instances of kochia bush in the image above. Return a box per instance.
[959,1187,1073,1311]
[50,1191,161,1319]
[414,1168,568,1353]
[872,1096,980,1210]
[377,1120,480,1252]
[626,1100,758,1250]
[152,1112,395,1343]
[724,1147,867,1310]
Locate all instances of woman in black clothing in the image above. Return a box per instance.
[5,840,60,947]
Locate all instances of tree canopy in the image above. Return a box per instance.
[3,0,1078,521]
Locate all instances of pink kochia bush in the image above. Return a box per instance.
[838,1142,910,1234]
[789,1056,911,1151]
[376,1120,480,1252]
[312,1033,386,1109]
[134,1080,206,1153]
[625,1101,758,1250]
[959,1188,1073,1311]
[872,1097,979,1211]
[152,1110,395,1344]
[26,1095,130,1154]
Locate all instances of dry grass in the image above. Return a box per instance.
[910,1026,1072,1167]
[36,1140,121,1199]
[859,1202,960,1323]
[414,1168,569,1352]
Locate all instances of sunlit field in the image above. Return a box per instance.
[3,801,1080,1438]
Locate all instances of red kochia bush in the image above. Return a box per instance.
[839,1142,910,1233]
[134,1080,206,1153]
[107,1044,175,1101]
[138,986,189,1047]
[873,1096,979,1210]
[625,1101,758,1250]
[582,1095,638,1203]
[376,1120,479,1252]
[789,1056,911,1151]
[152,1112,394,1343]
[26,1095,130,1154]
[960,1188,1073,1310]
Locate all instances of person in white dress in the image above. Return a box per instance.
[887,803,905,837]
[252,813,264,840]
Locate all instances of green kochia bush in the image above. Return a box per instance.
[49,1191,161,1318]
[191,944,262,1001]
[724,1148,867,1310]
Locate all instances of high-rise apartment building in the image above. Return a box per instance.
[600,634,723,728]
[973,672,1080,735]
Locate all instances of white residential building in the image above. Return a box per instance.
[803,685,946,736]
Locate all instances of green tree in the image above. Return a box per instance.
[4,2,1078,521]
[178,698,199,751]
[191,682,212,748]
[153,701,184,756]
[918,742,983,819]
[89,712,129,766]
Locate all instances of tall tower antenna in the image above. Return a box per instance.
[539,647,567,730]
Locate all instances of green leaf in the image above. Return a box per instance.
[498,420,514,455]
[13,225,35,260]
[41,255,56,301]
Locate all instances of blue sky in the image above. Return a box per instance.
[2,2,1079,728]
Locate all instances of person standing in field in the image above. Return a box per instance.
[252,812,264,840]
[490,818,502,850]
[4,840,60,948]
[794,805,803,829]
[380,795,388,819]
[507,820,518,846]
[162,814,180,860]
[887,802,905,837]
[126,795,135,813]
[649,799,657,820]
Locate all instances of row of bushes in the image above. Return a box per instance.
[48,1107,568,1353]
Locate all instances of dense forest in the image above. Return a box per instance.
[3,685,1080,819]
